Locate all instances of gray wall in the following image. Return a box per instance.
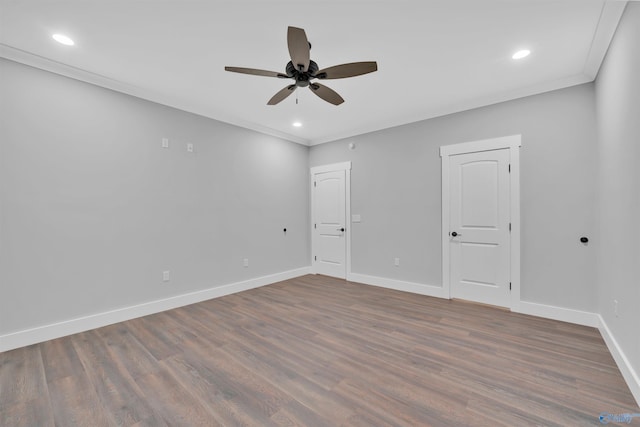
[0,58,310,335]
[310,83,598,312]
[595,2,640,381]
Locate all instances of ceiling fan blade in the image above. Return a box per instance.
[287,26,310,72]
[309,83,344,105]
[316,61,378,79]
[225,66,288,78]
[268,85,297,105]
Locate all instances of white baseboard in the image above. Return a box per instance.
[0,267,311,353]
[512,301,600,327]
[348,273,447,299]
[598,315,640,407]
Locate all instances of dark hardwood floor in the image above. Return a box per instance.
[1,274,638,426]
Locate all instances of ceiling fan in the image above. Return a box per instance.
[225,26,377,106]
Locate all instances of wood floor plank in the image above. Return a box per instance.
[269,399,337,427]
[47,373,113,427]
[0,274,638,426]
[160,353,253,427]
[0,345,54,426]
[71,330,167,426]
[124,314,187,361]
[1,397,55,427]
[162,341,291,426]
[95,323,162,381]
[134,368,221,426]
[40,336,85,383]
[0,345,49,410]
[220,340,356,424]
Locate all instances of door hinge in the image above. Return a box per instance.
[314,181,317,187]
[314,256,317,261]
[509,282,512,291]
[508,164,511,173]
[509,222,511,232]
[314,223,317,229]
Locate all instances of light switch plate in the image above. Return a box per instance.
[352,214,361,223]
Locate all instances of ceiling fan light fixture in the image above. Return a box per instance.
[512,49,531,60]
[52,33,75,46]
[224,26,378,106]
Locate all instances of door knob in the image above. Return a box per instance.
[451,231,459,237]
[337,227,345,232]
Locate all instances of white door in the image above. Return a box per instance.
[449,149,511,307]
[313,170,346,278]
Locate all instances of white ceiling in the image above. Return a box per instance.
[0,1,627,145]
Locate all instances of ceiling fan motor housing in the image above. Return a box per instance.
[286,60,319,87]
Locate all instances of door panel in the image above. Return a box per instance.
[461,162,499,227]
[313,170,346,278]
[316,176,343,225]
[450,149,510,307]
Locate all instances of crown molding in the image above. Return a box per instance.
[583,0,628,79]
[0,44,310,146]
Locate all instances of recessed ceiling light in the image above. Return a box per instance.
[52,34,75,46]
[512,49,530,60]
[292,122,302,127]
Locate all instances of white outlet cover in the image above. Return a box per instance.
[162,270,170,281]
[187,143,194,152]
[161,138,169,148]
[243,258,249,267]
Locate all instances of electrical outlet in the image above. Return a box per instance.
[162,270,170,282]
[161,138,169,148]
[187,143,194,153]
[394,258,400,267]
[243,258,249,268]
[614,299,619,317]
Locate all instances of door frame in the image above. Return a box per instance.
[310,161,352,278]
[440,135,522,309]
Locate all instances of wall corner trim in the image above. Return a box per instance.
[582,0,628,79]
[598,315,640,407]
[0,267,312,353]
